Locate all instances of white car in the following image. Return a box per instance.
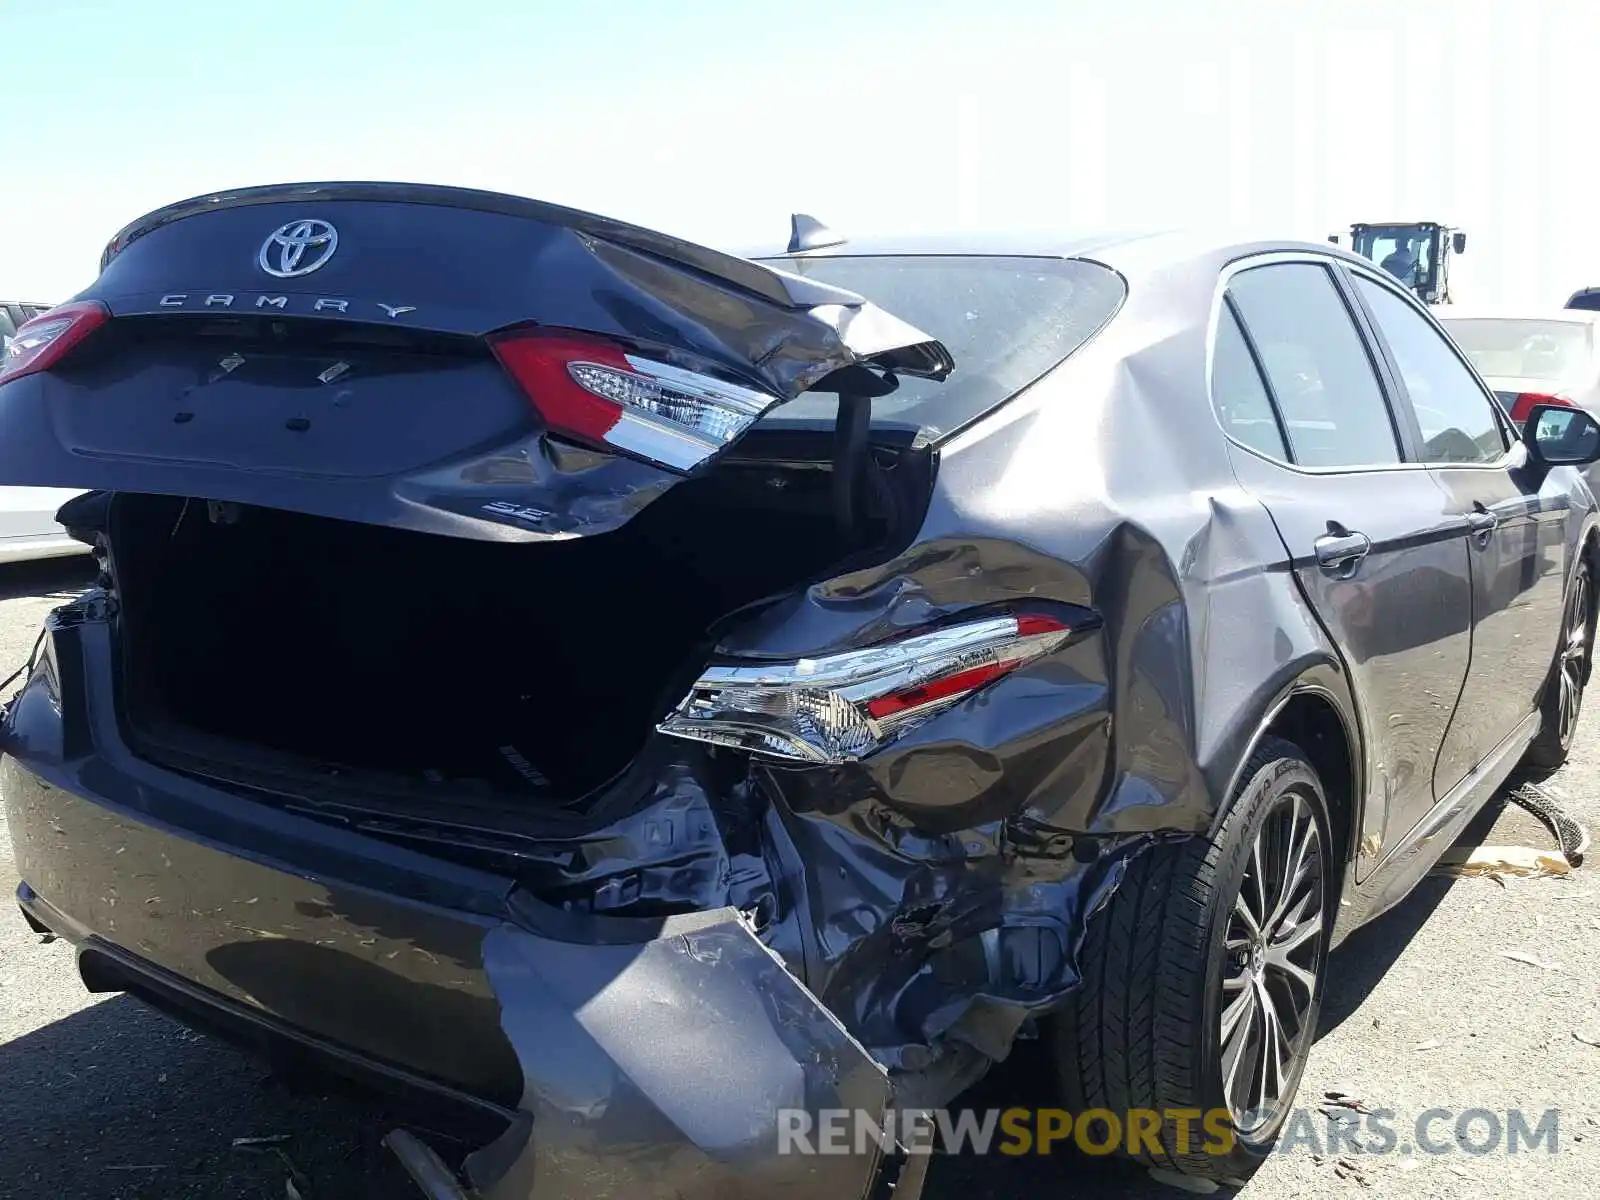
[1,302,90,563]
[0,487,90,563]
[1438,309,1600,422]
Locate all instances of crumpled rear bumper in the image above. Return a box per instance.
[3,609,920,1200]
[465,899,915,1199]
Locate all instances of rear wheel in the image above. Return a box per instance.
[1049,737,1333,1181]
[1526,562,1592,772]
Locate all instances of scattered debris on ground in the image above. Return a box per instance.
[1322,1089,1374,1114]
[1499,949,1562,970]
[1146,1166,1219,1194]
[1434,782,1592,884]
[276,1148,313,1199]
[232,1135,293,1149]
[1332,1156,1372,1187]
[230,1135,312,1198]
[1435,845,1572,881]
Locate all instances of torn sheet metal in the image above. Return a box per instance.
[466,901,895,1200]
[351,739,1152,1105]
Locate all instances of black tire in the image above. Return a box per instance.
[1526,561,1593,772]
[1049,736,1334,1182]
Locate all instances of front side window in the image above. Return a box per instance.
[1227,263,1401,469]
[1353,277,1508,465]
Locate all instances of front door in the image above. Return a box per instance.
[1217,258,1475,872]
[1347,270,1570,794]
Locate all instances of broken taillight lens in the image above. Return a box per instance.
[489,329,782,472]
[0,301,111,386]
[658,613,1076,763]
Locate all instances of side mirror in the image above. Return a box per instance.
[1328,234,1341,245]
[1452,231,1467,254]
[1524,403,1600,466]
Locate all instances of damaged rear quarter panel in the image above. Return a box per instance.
[411,281,1334,1155]
[673,274,1335,1090]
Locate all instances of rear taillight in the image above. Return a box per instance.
[0,301,111,386]
[489,329,782,472]
[1509,391,1574,425]
[658,613,1077,763]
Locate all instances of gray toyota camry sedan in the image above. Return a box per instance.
[2,185,1597,1195]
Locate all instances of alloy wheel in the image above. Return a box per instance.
[1218,790,1326,1137]
[1557,570,1590,749]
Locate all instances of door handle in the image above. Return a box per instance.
[1314,529,1372,573]
[1467,504,1498,542]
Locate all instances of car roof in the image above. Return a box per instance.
[751,229,1174,260]
[1436,310,1600,325]
[748,227,1370,274]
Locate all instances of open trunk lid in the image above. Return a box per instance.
[0,182,951,540]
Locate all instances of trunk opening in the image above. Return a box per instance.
[107,433,930,811]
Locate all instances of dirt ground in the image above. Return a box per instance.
[1,556,1595,1199]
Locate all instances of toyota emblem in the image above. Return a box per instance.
[258,219,339,279]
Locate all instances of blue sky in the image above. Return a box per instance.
[3,0,1597,306]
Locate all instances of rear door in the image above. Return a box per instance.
[1347,269,1570,792]
[0,185,951,542]
[1214,255,1474,874]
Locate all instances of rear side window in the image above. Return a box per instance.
[1354,277,1507,464]
[1227,264,1401,469]
[1211,304,1287,460]
[752,255,1126,440]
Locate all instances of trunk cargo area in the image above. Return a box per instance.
[107,447,919,806]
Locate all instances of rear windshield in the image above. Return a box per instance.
[752,255,1126,439]
[1441,318,1594,382]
